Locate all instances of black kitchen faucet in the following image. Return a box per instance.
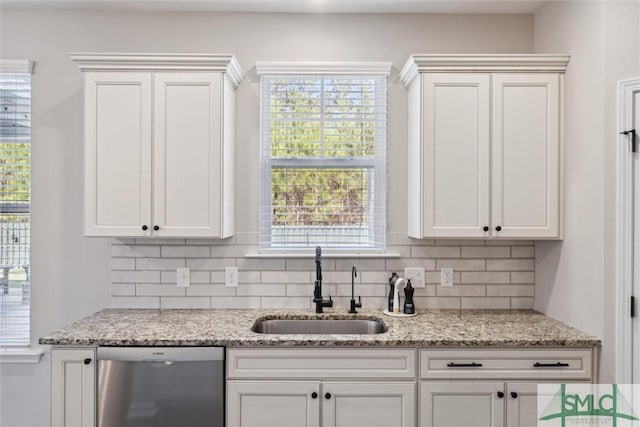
[312,246,333,313]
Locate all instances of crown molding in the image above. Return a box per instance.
[0,59,35,74]
[400,54,570,87]
[255,61,392,76]
[69,53,244,88]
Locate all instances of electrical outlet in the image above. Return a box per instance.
[441,268,454,287]
[404,267,425,288]
[177,267,190,288]
[225,266,238,288]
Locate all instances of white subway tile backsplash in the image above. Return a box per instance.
[187,258,236,270]
[186,285,237,297]
[161,297,211,309]
[461,297,511,309]
[210,296,261,309]
[237,283,286,296]
[111,296,160,308]
[136,284,186,296]
[461,246,510,259]
[112,270,160,284]
[162,246,210,258]
[110,238,536,310]
[486,259,534,271]
[136,258,186,270]
[261,297,311,309]
[112,245,160,258]
[261,271,310,284]
[412,246,460,258]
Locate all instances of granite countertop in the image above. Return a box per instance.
[39,309,601,347]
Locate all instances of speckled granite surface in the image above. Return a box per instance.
[39,309,600,347]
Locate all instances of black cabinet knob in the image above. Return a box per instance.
[153,225,159,231]
[325,392,332,399]
[142,225,148,231]
[497,391,504,398]
[483,226,489,232]
[511,392,518,399]
[311,392,318,399]
[83,358,91,365]
[495,226,502,232]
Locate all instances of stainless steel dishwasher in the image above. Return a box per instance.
[97,347,224,427]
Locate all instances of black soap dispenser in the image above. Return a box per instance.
[388,272,398,312]
[403,280,415,315]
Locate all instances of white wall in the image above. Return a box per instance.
[0,10,533,426]
[534,0,640,383]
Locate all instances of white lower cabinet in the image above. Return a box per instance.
[227,381,321,427]
[226,380,415,427]
[51,348,96,427]
[506,383,541,427]
[420,382,504,427]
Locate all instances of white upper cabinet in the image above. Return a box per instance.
[401,55,568,240]
[73,54,243,238]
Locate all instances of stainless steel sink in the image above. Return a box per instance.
[251,318,386,335]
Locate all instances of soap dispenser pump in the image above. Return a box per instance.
[403,280,415,315]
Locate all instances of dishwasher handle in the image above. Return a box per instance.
[97,347,224,362]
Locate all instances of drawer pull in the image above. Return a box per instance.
[534,362,570,368]
[447,362,483,368]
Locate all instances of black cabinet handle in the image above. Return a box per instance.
[447,362,483,367]
[142,225,148,231]
[153,225,159,231]
[483,226,489,232]
[497,391,504,398]
[511,392,518,399]
[83,358,91,365]
[495,226,502,232]
[325,393,332,399]
[534,362,569,367]
[311,392,318,399]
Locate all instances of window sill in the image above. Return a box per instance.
[0,348,44,364]
[245,252,401,259]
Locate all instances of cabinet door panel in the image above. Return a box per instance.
[506,383,539,427]
[153,73,223,237]
[421,74,490,237]
[323,382,415,427]
[492,73,560,238]
[227,381,320,427]
[420,382,504,427]
[51,348,96,427]
[84,73,152,236]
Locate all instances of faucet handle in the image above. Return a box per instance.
[356,296,362,308]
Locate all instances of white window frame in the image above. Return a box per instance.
[0,59,41,363]
[256,62,391,253]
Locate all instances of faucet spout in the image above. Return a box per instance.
[312,246,332,313]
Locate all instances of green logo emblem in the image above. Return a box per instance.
[539,384,639,426]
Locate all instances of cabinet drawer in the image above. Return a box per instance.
[420,348,592,380]
[227,348,416,379]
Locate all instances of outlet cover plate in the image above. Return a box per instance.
[441,268,454,287]
[404,267,425,288]
[177,267,190,288]
[225,266,238,288]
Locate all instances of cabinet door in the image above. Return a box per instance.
[492,73,561,238]
[420,382,504,427]
[153,73,225,237]
[419,73,491,238]
[322,382,415,427]
[506,383,542,427]
[227,381,320,427]
[51,348,96,427]
[84,72,152,236]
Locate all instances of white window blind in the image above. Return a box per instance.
[0,64,31,347]
[259,68,388,251]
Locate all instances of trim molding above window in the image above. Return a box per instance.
[257,62,390,252]
[0,59,34,74]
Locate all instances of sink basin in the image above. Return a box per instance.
[251,318,386,335]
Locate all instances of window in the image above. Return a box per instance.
[257,63,390,251]
[0,60,32,347]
